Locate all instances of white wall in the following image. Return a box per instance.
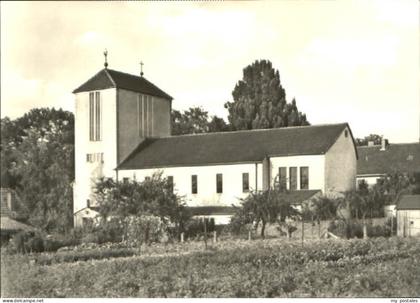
[325,127,357,194]
[269,155,325,191]
[356,175,384,187]
[397,210,420,237]
[74,88,117,215]
[119,162,262,207]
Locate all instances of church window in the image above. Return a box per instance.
[279,167,287,190]
[300,167,309,190]
[167,176,174,193]
[289,167,297,190]
[191,175,198,194]
[242,173,249,192]
[216,174,223,193]
[89,92,101,141]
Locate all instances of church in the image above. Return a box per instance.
[72,60,358,227]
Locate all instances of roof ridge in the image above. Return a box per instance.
[357,142,420,149]
[159,123,348,139]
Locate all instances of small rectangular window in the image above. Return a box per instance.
[289,167,297,190]
[242,173,249,192]
[191,175,198,194]
[216,174,223,193]
[279,167,287,190]
[167,176,174,193]
[300,167,309,190]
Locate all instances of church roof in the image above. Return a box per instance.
[72,68,173,100]
[117,123,354,170]
[357,143,420,176]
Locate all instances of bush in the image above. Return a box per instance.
[10,231,45,253]
[328,220,363,239]
[125,215,167,245]
[367,224,391,238]
[183,217,216,240]
[43,233,81,252]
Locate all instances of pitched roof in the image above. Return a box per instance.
[1,189,12,217]
[357,143,420,175]
[1,216,33,232]
[280,190,322,205]
[396,195,420,210]
[72,68,173,100]
[118,123,352,170]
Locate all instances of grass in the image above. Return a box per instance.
[2,236,419,298]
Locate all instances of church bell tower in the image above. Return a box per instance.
[72,51,173,226]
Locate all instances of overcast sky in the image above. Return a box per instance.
[1,1,419,143]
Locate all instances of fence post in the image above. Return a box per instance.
[301,219,304,247]
[248,230,252,241]
[213,231,217,243]
[180,232,184,243]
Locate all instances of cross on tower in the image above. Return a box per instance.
[140,61,144,77]
[103,49,108,68]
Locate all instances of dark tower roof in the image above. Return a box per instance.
[73,68,173,100]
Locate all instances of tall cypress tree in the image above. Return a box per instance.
[225,60,309,130]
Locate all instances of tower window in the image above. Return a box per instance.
[89,92,101,141]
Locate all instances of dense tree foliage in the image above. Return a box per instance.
[171,107,229,135]
[0,108,74,233]
[225,59,309,130]
[94,172,191,237]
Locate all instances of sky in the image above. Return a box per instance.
[1,1,419,143]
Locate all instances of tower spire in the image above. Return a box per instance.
[104,49,108,68]
[140,61,144,77]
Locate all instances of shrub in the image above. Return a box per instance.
[183,217,217,240]
[125,215,167,245]
[43,233,81,252]
[328,220,363,239]
[10,230,45,253]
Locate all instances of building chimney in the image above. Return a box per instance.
[380,137,388,151]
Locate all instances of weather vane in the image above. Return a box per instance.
[104,49,108,68]
[140,61,144,77]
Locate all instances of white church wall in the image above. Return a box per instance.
[118,162,262,208]
[269,155,325,191]
[74,88,117,214]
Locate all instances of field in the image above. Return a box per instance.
[2,236,420,298]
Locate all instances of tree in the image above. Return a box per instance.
[231,177,297,239]
[94,172,191,239]
[224,59,309,131]
[1,108,75,233]
[171,107,229,135]
[302,196,338,238]
[346,181,381,239]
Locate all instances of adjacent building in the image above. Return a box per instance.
[396,195,420,237]
[356,141,420,187]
